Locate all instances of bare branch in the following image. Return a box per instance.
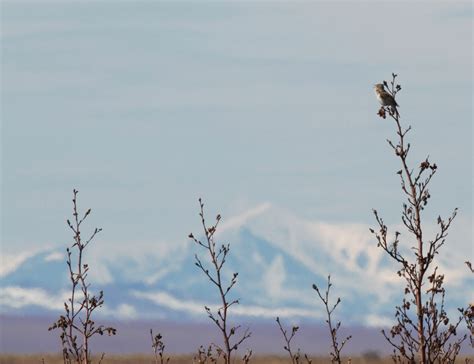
[49,189,116,364]
[189,199,252,364]
[372,74,467,363]
[313,276,351,364]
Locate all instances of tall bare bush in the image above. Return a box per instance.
[49,189,116,364]
[313,276,351,364]
[276,317,312,364]
[370,74,467,363]
[150,329,170,364]
[189,199,252,364]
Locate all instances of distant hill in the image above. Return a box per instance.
[1,204,470,328]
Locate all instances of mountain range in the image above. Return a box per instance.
[1,203,471,328]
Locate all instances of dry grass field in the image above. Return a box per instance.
[0,354,389,364]
[1,355,473,364]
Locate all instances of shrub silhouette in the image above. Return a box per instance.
[189,199,252,364]
[49,189,116,364]
[276,316,312,364]
[312,276,351,364]
[150,329,170,364]
[370,74,468,363]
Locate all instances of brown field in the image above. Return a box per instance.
[1,355,473,364]
[0,355,384,364]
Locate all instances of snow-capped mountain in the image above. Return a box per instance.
[1,203,471,326]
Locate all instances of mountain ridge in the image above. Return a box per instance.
[1,204,471,327]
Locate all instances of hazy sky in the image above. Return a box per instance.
[2,1,472,257]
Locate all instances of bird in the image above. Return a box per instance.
[374,83,399,116]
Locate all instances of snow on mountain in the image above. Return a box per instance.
[1,204,471,326]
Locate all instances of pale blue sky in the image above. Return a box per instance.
[1,1,472,255]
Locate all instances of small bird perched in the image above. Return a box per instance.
[374,83,399,116]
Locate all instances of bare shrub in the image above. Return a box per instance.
[49,189,116,364]
[312,275,351,364]
[275,317,312,364]
[464,262,474,349]
[370,74,467,363]
[150,329,170,364]
[188,198,252,364]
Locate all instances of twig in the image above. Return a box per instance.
[276,317,312,364]
[189,199,252,364]
[49,189,116,364]
[312,275,351,364]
